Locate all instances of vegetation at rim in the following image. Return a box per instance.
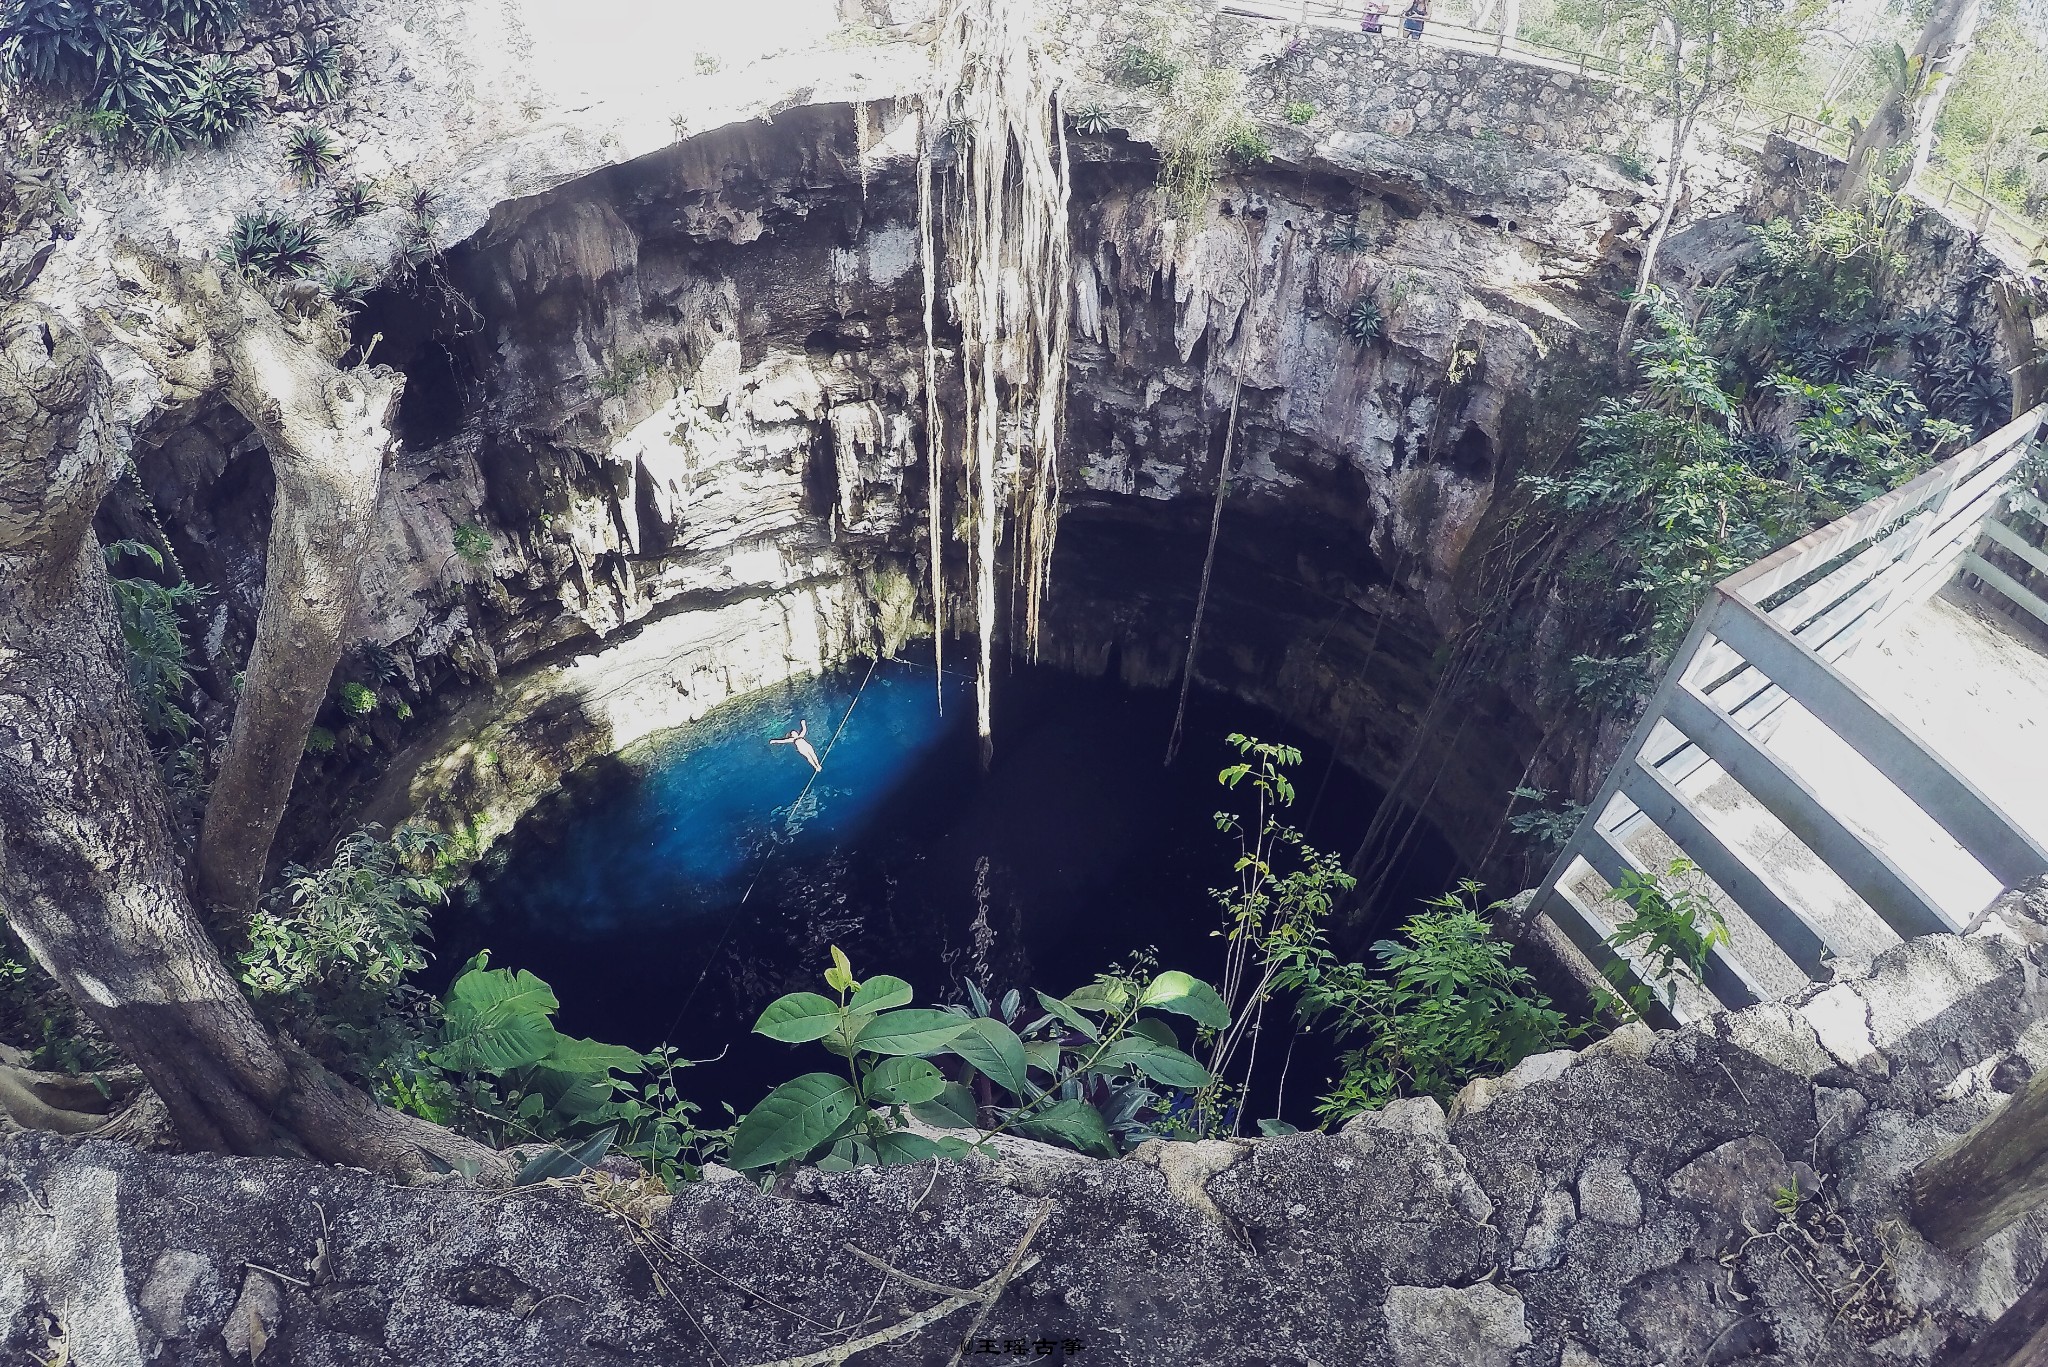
[1517,203,1981,714]
[0,0,293,159]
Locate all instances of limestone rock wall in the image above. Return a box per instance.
[7,886,2048,1365]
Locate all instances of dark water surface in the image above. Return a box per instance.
[434,650,1460,1125]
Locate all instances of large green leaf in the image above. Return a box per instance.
[1023,1039,1062,1077]
[1138,971,1231,1029]
[1064,982,1128,1014]
[754,992,844,1043]
[729,1074,861,1169]
[1033,990,1099,1040]
[542,1034,646,1074]
[1012,1098,1116,1158]
[848,975,914,1013]
[865,1056,946,1106]
[909,1081,979,1130]
[1130,1016,1180,1049]
[432,966,561,1073]
[872,1129,947,1165]
[1095,1036,1212,1088]
[514,1124,617,1186]
[947,1017,1031,1096]
[853,1009,969,1057]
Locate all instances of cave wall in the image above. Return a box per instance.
[297,68,1653,871]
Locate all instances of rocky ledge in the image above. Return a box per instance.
[6,881,2048,1366]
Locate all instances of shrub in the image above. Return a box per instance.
[1221,121,1270,165]
[1116,43,1180,88]
[221,210,322,278]
[177,53,262,145]
[336,680,377,715]
[103,539,205,741]
[1343,295,1384,346]
[452,521,493,567]
[729,946,1228,1172]
[1504,786,1585,855]
[1296,881,1576,1123]
[283,123,339,183]
[1282,100,1315,125]
[1601,858,1729,1011]
[304,725,336,755]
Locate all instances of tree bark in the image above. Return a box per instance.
[100,262,405,918]
[0,297,504,1182]
[1834,0,1983,207]
[1912,1063,2048,1254]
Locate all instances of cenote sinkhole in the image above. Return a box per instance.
[430,649,1462,1127]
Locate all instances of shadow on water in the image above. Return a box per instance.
[435,646,1461,1126]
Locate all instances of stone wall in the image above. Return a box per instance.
[8,882,2048,1365]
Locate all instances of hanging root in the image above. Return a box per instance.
[920,0,1074,763]
[1165,378,1241,766]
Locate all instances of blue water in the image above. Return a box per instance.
[437,649,1460,1123]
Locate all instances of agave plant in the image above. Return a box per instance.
[180,54,262,146]
[1325,218,1372,253]
[89,30,194,116]
[284,124,341,184]
[221,211,323,279]
[1069,102,1111,136]
[145,0,245,43]
[2,0,145,92]
[1344,294,1385,347]
[325,178,378,225]
[291,42,343,104]
[320,263,370,311]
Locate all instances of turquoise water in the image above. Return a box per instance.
[438,650,1459,1121]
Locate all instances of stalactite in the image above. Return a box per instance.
[919,0,1073,764]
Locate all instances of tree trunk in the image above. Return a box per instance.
[1617,107,1698,362]
[0,298,505,1182]
[124,261,403,919]
[1834,0,1983,207]
[1912,1063,2048,1254]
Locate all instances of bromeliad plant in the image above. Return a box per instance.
[728,947,1229,1173]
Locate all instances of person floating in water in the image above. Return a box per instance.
[771,718,823,774]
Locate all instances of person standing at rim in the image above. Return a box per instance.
[771,718,823,774]
[1401,0,1429,40]
[1361,1,1386,35]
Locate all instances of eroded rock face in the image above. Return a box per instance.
[6,896,2048,1365]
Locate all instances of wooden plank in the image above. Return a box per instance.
[1665,684,1953,939]
[1617,759,1836,978]
[1984,517,2048,581]
[1965,552,2048,631]
[1711,594,2048,888]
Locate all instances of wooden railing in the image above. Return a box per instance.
[1523,404,2048,1022]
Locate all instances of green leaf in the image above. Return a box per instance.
[754,992,843,1043]
[853,1009,969,1057]
[729,1074,862,1170]
[873,1130,948,1165]
[1256,1117,1300,1137]
[947,1017,1031,1095]
[824,944,858,994]
[848,974,914,1013]
[1130,1016,1179,1049]
[909,1081,979,1130]
[1139,971,1231,1029]
[1095,1037,1212,1088]
[541,1034,646,1075]
[1064,982,1127,1014]
[1012,1098,1116,1158]
[432,966,561,1073]
[865,1056,946,1106]
[1024,1039,1062,1077]
[514,1124,617,1186]
[1034,990,1100,1040]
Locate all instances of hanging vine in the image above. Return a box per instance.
[919,0,1074,765]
